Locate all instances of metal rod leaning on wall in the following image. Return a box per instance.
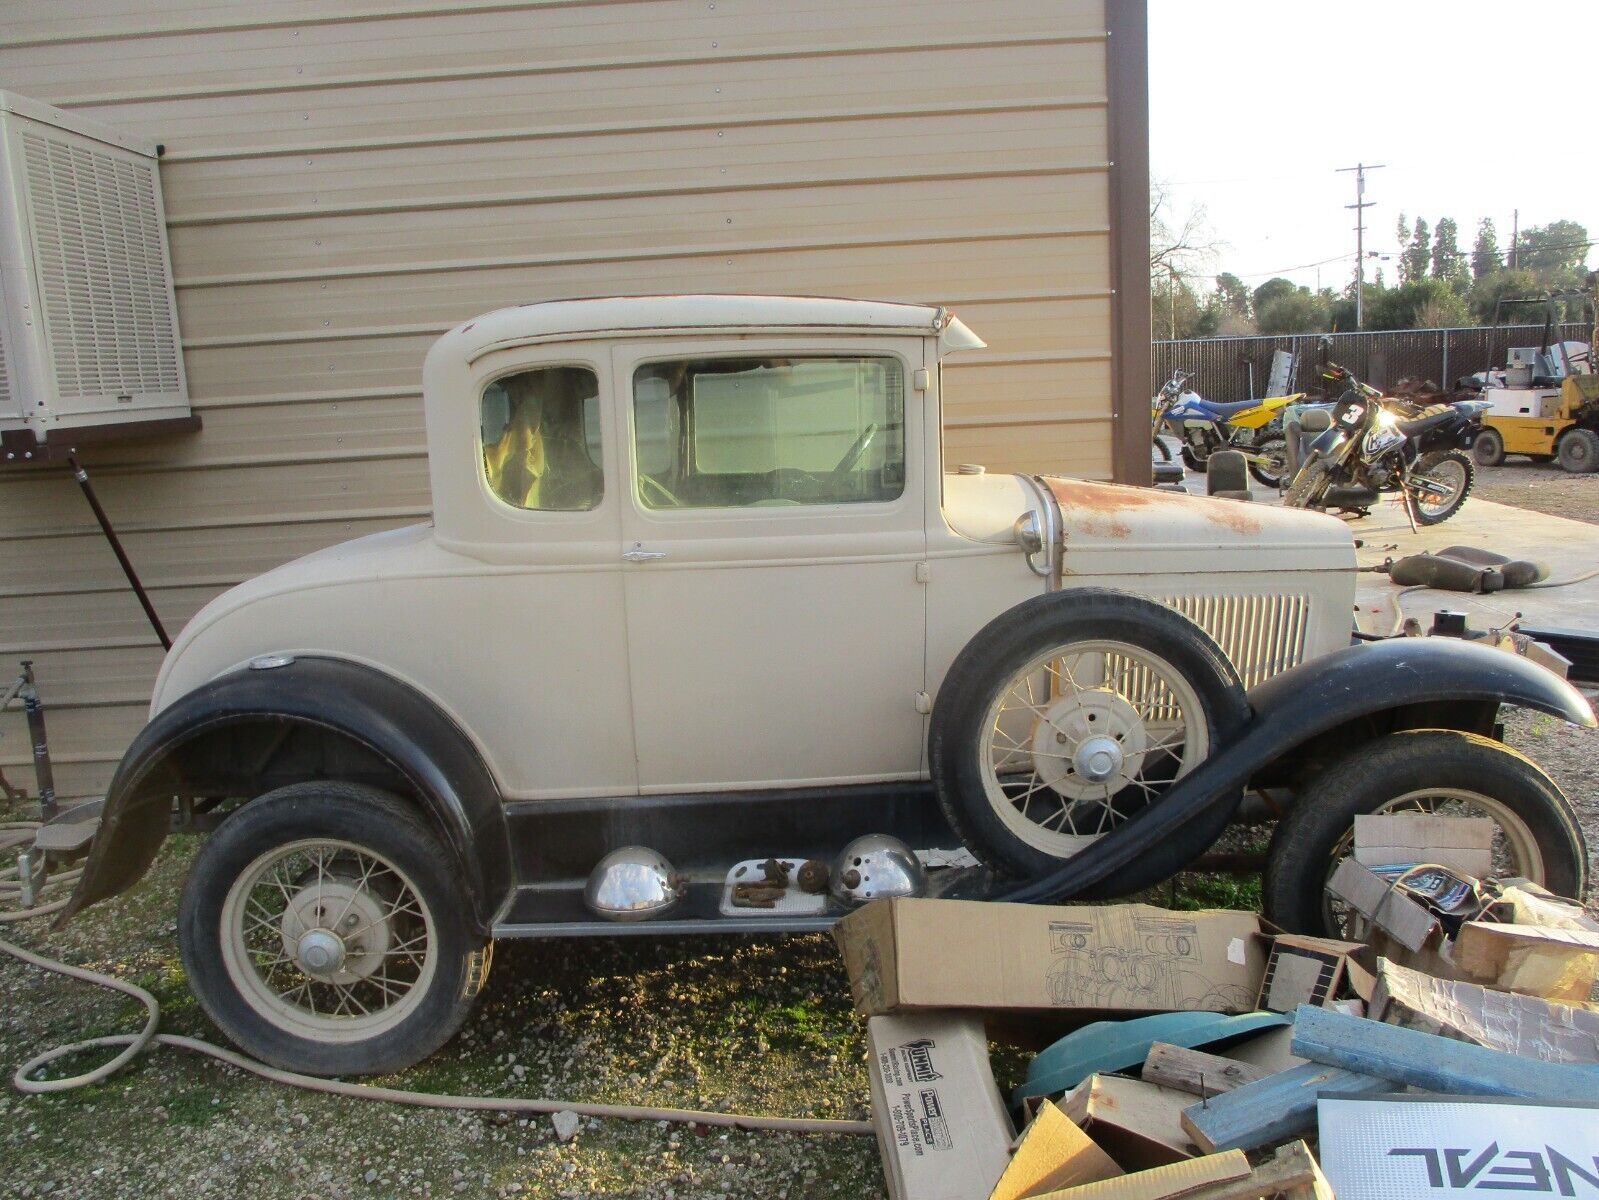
[65,454,172,652]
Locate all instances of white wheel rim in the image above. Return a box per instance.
[978,639,1209,857]
[1321,788,1546,936]
[219,838,437,1042]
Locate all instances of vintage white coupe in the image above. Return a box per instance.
[60,296,1591,1074]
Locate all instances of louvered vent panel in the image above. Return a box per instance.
[21,130,180,404]
[0,321,12,416]
[1161,593,1310,688]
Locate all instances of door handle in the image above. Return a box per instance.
[622,544,667,562]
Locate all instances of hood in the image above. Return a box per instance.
[1042,477,1355,574]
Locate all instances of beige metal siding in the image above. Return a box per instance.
[0,0,1119,798]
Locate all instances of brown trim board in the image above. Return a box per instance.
[1106,0,1152,485]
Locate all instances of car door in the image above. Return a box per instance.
[612,337,929,793]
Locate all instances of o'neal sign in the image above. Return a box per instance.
[1319,1097,1599,1200]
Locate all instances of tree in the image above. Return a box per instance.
[1401,217,1431,285]
[1256,288,1328,335]
[1468,267,1541,324]
[1368,278,1468,330]
[1430,218,1468,291]
[1471,218,1501,281]
[1252,277,1298,316]
[1213,272,1251,319]
[1514,220,1589,276]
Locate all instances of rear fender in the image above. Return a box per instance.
[1000,637,1594,903]
[60,657,511,932]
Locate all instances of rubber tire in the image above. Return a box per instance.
[179,782,484,1076]
[1557,427,1599,474]
[929,589,1250,895]
[1262,730,1588,936]
[1247,437,1288,488]
[1472,427,1505,468]
[1410,448,1473,525]
[1153,436,1174,463]
[1180,443,1209,472]
[1283,459,1330,510]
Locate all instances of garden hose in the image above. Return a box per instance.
[0,823,871,1136]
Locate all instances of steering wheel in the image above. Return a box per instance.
[831,424,879,475]
[638,474,682,508]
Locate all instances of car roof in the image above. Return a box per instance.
[453,294,985,362]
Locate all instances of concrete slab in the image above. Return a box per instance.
[1170,458,1599,641]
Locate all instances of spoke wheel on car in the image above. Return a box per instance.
[180,782,485,1075]
[978,640,1209,857]
[219,839,437,1041]
[1263,730,1587,937]
[931,590,1249,894]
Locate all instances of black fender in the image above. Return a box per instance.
[1000,636,1595,904]
[60,656,511,933]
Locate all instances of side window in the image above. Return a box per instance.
[480,365,604,512]
[631,356,905,509]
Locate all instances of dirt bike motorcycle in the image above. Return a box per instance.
[1284,362,1489,528]
[1151,369,1302,485]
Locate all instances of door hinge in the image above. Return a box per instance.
[914,561,930,584]
[913,368,930,392]
[914,691,932,714]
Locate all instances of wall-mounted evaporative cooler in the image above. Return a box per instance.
[0,89,194,460]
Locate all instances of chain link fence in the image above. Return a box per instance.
[1152,323,1591,402]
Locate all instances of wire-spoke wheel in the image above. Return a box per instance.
[1263,730,1587,937]
[220,839,437,1041]
[978,640,1209,858]
[931,590,1249,893]
[181,783,484,1075]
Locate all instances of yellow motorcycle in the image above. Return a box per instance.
[1152,370,1304,486]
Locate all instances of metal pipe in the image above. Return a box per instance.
[19,663,57,822]
[66,455,171,652]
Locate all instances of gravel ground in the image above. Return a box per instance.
[2,467,1595,1199]
[1473,459,1599,523]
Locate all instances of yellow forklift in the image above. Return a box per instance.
[1468,281,1599,472]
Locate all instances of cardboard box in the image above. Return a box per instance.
[1325,859,1443,954]
[1255,935,1366,1013]
[867,1012,1015,1200]
[1061,1075,1201,1169]
[1022,1151,1251,1200]
[1353,813,1494,878]
[990,1101,1121,1200]
[836,900,1267,1018]
[1450,922,1599,1004]
[1369,958,1599,1062]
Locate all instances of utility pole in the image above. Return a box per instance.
[1509,207,1519,270]
[1337,162,1384,330]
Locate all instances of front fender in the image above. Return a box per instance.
[1001,637,1594,904]
[60,657,511,932]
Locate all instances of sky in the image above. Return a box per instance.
[1148,0,1599,295]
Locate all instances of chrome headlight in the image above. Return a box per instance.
[829,835,926,905]
[583,846,686,921]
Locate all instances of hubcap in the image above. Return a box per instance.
[295,928,346,977]
[1074,735,1125,783]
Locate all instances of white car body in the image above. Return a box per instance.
[152,295,1356,805]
